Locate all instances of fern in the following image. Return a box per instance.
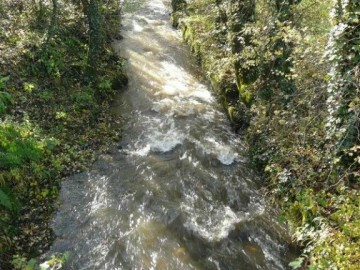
[0,76,13,116]
[0,188,12,210]
[0,91,13,116]
[0,76,9,90]
[0,123,43,169]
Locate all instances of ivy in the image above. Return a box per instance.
[174,0,359,269]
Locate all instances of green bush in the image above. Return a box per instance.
[174,1,359,269]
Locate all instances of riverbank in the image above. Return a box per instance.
[172,0,359,269]
[0,1,127,268]
[48,1,298,269]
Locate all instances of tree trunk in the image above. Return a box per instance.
[81,0,105,81]
[227,0,256,105]
[47,0,58,41]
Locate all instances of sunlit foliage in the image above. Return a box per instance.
[173,0,359,268]
[0,0,126,267]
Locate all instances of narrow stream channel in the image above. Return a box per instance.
[50,1,296,269]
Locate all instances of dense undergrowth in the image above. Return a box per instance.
[0,0,127,268]
[172,0,359,269]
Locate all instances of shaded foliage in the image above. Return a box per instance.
[0,0,126,267]
[173,0,359,269]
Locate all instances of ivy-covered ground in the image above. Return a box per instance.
[0,1,127,268]
[172,0,359,269]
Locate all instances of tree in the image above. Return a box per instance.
[326,0,360,147]
[228,0,256,105]
[47,0,58,41]
[81,0,105,81]
[258,0,302,101]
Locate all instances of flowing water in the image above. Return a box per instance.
[50,1,297,269]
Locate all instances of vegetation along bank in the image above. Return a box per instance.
[172,0,359,269]
[0,0,127,268]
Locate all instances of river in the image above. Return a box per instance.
[49,0,296,269]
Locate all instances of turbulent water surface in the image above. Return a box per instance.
[50,1,296,269]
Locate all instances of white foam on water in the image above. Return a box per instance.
[150,252,159,270]
[217,147,239,165]
[248,197,266,216]
[199,137,240,165]
[88,175,109,215]
[152,98,175,113]
[126,123,185,156]
[180,151,188,160]
[192,84,214,102]
[207,257,222,270]
[159,61,214,103]
[130,144,151,157]
[147,0,166,11]
[181,188,265,244]
[152,96,214,120]
[132,20,144,32]
[251,234,286,270]
[182,202,247,242]
[148,129,185,152]
[163,81,189,96]
[201,109,217,122]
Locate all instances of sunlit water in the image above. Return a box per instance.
[50,0,297,269]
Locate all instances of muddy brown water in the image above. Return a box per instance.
[49,1,297,269]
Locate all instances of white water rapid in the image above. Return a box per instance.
[49,1,297,269]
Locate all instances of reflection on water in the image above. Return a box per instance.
[50,0,297,269]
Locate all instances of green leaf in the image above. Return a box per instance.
[0,188,12,210]
[289,257,305,269]
[0,76,10,90]
[0,91,13,115]
[27,258,37,269]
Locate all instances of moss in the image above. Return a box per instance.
[227,106,236,122]
[171,12,181,27]
[176,1,251,128]
[235,76,253,106]
[171,0,187,12]
[172,2,360,269]
[170,0,187,27]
